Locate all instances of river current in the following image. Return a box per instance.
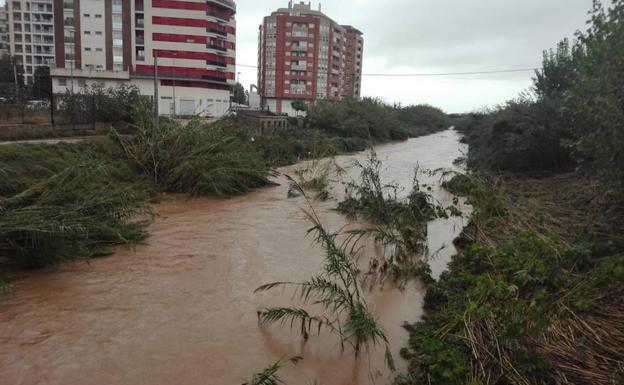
[0,130,469,385]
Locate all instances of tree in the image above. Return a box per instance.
[291,100,308,115]
[0,55,25,101]
[566,0,624,189]
[231,82,248,105]
[32,66,52,100]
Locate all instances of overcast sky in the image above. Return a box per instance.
[236,0,593,112]
[1,0,594,112]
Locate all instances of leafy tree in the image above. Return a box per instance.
[31,66,52,100]
[290,100,308,115]
[533,38,577,100]
[0,55,25,101]
[232,82,248,105]
[567,0,624,189]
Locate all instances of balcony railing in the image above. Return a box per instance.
[207,28,227,37]
[207,44,227,52]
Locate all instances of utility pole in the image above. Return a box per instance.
[13,59,18,95]
[172,54,176,118]
[153,53,159,128]
[70,28,75,94]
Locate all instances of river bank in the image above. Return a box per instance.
[0,130,468,385]
[397,170,624,385]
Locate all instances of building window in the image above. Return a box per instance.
[58,78,67,86]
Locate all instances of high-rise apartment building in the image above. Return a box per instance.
[6,0,55,84]
[51,0,237,117]
[0,5,9,57]
[258,1,363,116]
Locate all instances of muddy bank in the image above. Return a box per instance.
[0,130,468,385]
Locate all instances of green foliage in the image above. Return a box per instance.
[256,191,393,362]
[456,97,573,173]
[31,66,52,100]
[398,233,624,385]
[243,360,285,385]
[113,119,272,196]
[0,161,151,268]
[57,84,142,124]
[457,1,624,185]
[568,0,624,190]
[397,104,450,137]
[307,97,406,141]
[0,54,25,102]
[249,128,368,167]
[243,357,303,385]
[339,153,446,263]
[291,100,308,113]
[307,98,449,142]
[232,82,248,105]
[442,174,507,220]
[0,141,139,198]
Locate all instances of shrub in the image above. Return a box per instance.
[398,233,624,385]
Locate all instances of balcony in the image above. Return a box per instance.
[208,43,227,52]
[207,27,227,37]
[207,0,236,12]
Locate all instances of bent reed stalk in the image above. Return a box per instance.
[256,178,395,369]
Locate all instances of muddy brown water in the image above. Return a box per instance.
[0,130,469,385]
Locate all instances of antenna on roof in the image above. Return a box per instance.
[318,2,322,11]
[288,1,292,9]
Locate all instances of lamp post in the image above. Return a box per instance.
[69,28,75,94]
[172,53,176,118]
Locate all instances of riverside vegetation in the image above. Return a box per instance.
[254,152,461,381]
[397,2,624,385]
[0,98,449,292]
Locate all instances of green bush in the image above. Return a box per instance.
[568,0,624,190]
[397,104,450,136]
[398,233,624,385]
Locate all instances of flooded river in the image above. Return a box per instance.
[0,130,468,385]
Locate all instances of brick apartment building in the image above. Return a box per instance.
[51,0,237,117]
[258,1,363,116]
[5,0,55,84]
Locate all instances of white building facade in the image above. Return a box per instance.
[6,0,55,84]
[51,0,237,118]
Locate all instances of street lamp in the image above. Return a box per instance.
[172,52,176,118]
[69,28,75,94]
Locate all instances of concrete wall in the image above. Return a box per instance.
[133,79,231,117]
